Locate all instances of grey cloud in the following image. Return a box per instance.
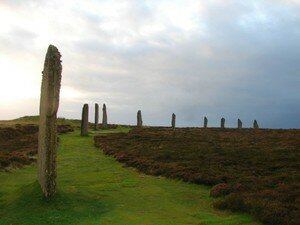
[0,26,37,56]
[1,0,299,128]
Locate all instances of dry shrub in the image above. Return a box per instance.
[214,193,246,211]
[94,127,300,225]
[210,183,232,197]
[0,124,73,169]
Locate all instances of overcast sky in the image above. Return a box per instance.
[0,0,299,128]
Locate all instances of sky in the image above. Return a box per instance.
[0,0,299,128]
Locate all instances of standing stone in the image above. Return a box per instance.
[94,103,99,130]
[81,104,89,136]
[204,116,208,128]
[253,120,259,129]
[221,117,225,128]
[102,104,108,128]
[137,110,143,127]
[38,45,62,197]
[171,113,176,129]
[238,119,242,129]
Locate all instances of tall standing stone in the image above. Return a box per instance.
[94,103,99,130]
[102,103,108,128]
[137,110,143,127]
[238,119,242,129]
[171,113,176,129]
[81,104,89,136]
[221,117,225,128]
[253,120,259,129]
[204,116,208,128]
[38,45,62,197]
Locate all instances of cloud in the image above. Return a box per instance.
[0,0,299,128]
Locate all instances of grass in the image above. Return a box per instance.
[0,128,260,225]
[0,123,73,170]
[94,127,300,225]
[0,116,81,127]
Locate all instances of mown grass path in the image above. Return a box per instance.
[0,129,260,225]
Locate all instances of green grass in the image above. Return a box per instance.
[0,128,260,225]
[0,116,81,127]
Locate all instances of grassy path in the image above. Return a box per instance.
[0,129,260,225]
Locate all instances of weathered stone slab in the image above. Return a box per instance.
[94,103,99,130]
[221,117,225,128]
[102,103,108,128]
[204,116,208,128]
[238,119,242,129]
[38,45,62,197]
[171,113,176,129]
[137,110,143,127]
[81,104,89,136]
[253,120,259,129]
